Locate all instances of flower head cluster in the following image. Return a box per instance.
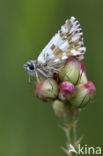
[35,57,96,116]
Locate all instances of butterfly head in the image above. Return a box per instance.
[24,60,37,76]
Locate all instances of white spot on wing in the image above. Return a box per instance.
[62,55,68,60]
[54,58,60,63]
[60,41,69,51]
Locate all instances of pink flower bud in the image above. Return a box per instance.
[80,62,86,73]
[78,62,88,84]
[53,100,65,116]
[35,78,59,99]
[59,57,81,85]
[83,81,96,97]
[70,81,96,107]
[59,82,75,100]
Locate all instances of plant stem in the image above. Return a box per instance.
[63,106,78,156]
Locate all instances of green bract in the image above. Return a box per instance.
[35,78,59,99]
[59,58,80,85]
[79,72,88,84]
[53,100,65,116]
[70,81,96,107]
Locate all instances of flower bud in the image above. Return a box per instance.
[59,82,75,100]
[59,57,80,84]
[78,62,88,84]
[53,100,65,116]
[70,81,96,107]
[35,78,59,99]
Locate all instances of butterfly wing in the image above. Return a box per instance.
[37,16,86,65]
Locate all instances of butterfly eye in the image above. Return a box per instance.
[29,63,34,70]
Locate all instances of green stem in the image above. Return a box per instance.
[69,121,76,145]
[63,106,78,156]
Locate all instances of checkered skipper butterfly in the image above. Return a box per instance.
[24,16,86,82]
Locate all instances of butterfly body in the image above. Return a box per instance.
[24,16,86,82]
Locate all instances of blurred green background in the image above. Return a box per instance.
[0,0,103,155]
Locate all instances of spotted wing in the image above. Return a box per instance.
[37,16,86,65]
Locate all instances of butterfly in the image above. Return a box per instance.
[24,16,86,83]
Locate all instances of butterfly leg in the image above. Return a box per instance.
[28,76,32,84]
[48,78,54,90]
[37,68,48,78]
[36,69,53,89]
[28,76,37,85]
[35,71,41,83]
